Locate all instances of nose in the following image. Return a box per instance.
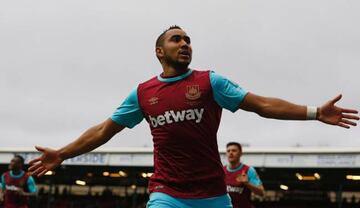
[180,39,190,48]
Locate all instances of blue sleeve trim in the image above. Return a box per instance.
[111,87,144,128]
[27,176,37,193]
[247,167,262,186]
[1,174,4,191]
[210,71,248,112]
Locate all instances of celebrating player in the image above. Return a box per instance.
[28,26,358,208]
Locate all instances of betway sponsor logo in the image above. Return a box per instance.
[5,185,20,191]
[149,108,204,128]
[227,185,244,193]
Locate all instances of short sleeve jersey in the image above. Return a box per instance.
[1,170,37,206]
[224,164,262,208]
[111,69,247,199]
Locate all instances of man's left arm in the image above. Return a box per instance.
[209,71,358,128]
[239,93,359,129]
[244,167,265,196]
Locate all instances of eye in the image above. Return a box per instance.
[172,35,181,42]
[184,36,191,44]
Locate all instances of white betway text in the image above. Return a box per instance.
[149,108,204,128]
[227,185,244,193]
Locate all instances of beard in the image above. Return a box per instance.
[164,56,191,71]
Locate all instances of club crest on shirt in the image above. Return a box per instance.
[236,174,242,182]
[148,97,159,105]
[185,85,201,100]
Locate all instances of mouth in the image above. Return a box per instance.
[178,50,191,58]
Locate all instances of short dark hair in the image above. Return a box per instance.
[14,154,25,166]
[155,25,183,47]
[226,142,242,152]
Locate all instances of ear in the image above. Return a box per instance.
[156,47,164,59]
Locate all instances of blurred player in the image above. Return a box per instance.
[28,26,359,208]
[0,155,37,208]
[225,142,264,208]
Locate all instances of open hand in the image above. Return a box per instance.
[28,146,64,177]
[318,94,359,128]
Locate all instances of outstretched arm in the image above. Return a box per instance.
[28,119,125,177]
[239,93,359,128]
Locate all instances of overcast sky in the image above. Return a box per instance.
[1,0,359,149]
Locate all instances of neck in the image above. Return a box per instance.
[161,62,189,77]
[229,161,241,169]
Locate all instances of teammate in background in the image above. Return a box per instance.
[225,142,264,208]
[0,155,37,208]
[28,26,359,208]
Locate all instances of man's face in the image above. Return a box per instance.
[8,157,22,171]
[156,29,192,68]
[226,145,242,163]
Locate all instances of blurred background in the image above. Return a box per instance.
[1,148,360,208]
[1,0,359,207]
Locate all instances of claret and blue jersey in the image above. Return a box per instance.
[111,70,247,128]
[224,163,263,208]
[111,69,247,206]
[1,170,37,206]
[1,171,37,193]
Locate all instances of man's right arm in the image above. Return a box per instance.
[58,118,125,160]
[29,119,125,177]
[29,87,143,177]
